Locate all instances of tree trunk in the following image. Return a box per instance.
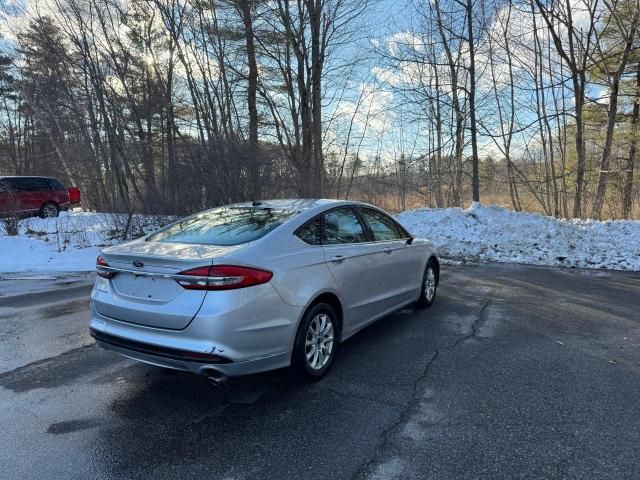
[591,79,621,219]
[309,0,324,197]
[592,10,638,219]
[623,62,640,219]
[434,64,443,207]
[237,0,261,199]
[466,0,480,203]
[434,0,464,206]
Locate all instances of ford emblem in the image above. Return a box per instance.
[133,260,144,268]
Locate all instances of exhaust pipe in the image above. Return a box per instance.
[205,369,228,386]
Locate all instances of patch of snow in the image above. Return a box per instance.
[0,235,100,273]
[396,203,640,271]
[2,204,639,273]
[0,211,173,273]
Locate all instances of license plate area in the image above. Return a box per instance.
[112,272,182,302]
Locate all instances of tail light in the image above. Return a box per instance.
[68,187,81,204]
[176,265,272,291]
[96,255,115,279]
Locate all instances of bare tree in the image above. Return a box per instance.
[591,0,640,218]
[622,60,640,219]
[534,0,600,218]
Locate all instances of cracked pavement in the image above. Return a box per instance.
[1,264,639,479]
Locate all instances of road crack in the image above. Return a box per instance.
[352,291,495,479]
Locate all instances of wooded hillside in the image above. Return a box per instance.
[1,0,639,218]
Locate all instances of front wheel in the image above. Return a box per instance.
[416,259,438,308]
[292,303,338,381]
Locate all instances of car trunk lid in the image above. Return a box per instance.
[93,240,247,330]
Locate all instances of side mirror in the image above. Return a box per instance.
[406,237,414,245]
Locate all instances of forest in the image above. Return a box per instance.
[0,0,639,219]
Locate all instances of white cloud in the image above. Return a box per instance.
[385,31,425,57]
[334,83,394,135]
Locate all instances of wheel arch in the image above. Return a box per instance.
[294,291,345,347]
[428,255,440,284]
[311,292,344,341]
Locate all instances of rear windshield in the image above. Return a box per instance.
[146,207,297,246]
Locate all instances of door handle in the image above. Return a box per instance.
[331,255,345,263]
[383,247,392,254]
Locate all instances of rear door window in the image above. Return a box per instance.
[322,208,368,244]
[359,208,404,241]
[147,207,297,246]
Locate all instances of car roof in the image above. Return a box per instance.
[225,198,372,212]
[0,176,58,180]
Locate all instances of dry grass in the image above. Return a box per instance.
[0,215,19,236]
[348,184,640,220]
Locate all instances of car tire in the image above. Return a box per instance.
[292,303,338,381]
[416,259,438,309]
[39,202,60,218]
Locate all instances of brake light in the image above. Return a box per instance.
[96,255,115,279]
[68,187,81,204]
[176,265,273,290]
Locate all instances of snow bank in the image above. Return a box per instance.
[0,211,173,273]
[396,203,640,271]
[1,204,639,273]
[0,235,100,273]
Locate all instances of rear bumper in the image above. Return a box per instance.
[90,328,232,364]
[89,283,304,377]
[92,329,291,377]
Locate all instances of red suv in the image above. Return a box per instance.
[0,176,81,218]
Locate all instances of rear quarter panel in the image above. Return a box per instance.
[52,188,70,208]
[226,232,344,345]
[229,234,342,311]
[412,239,439,276]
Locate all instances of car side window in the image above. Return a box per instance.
[47,179,65,191]
[13,178,29,191]
[359,208,403,241]
[34,178,51,191]
[322,208,368,244]
[295,217,321,245]
[17,178,50,191]
[3,178,20,191]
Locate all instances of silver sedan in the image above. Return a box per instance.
[90,199,439,382]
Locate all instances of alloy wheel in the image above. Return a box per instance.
[424,266,436,302]
[305,313,334,370]
[43,204,58,218]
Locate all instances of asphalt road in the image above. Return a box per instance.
[0,264,639,479]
